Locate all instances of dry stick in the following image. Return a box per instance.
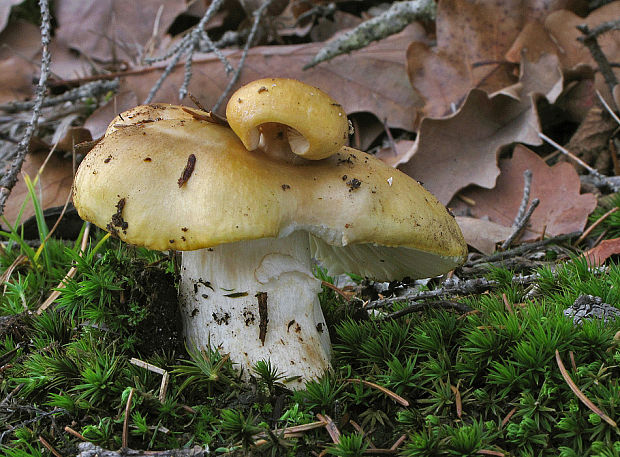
[537,132,620,192]
[349,420,376,449]
[366,273,542,310]
[304,0,436,69]
[317,413,341,444]
[64,426,88,442]
[596,90,620,125]
[390,435,407,451]
[575,207,619,245]
[468,231,581,265]
[382,117,398,157]
[538,132,604,178]
[501,169,537,250]
[0,0,51,217]
[144,0,229,103]
[130,357,170,402]
[0,80,119,113]
[577,23,618,104]
[212,0,273,111]
[500,198,539,250]
[75,442,207,457]
[39,436,63,457]
[555,349,618,429]
[380,299,472,320]
[0,407,63,445]
[512,170,532,227]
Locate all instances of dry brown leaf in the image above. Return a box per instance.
[508,3,620,101]
[0,20,40,61]
[0,20,40,102]
[376,140,415,168]
[0,20,100,97]
[566,102,619,173]
[0,0,25,34]
[83,89,138,139]
[0,56,37,103]
[453,145,597,240]
[2,151,74,227]
[582,238,620,267]
[55,0,187,63]
[554,67,597,123]
[406,0,585,119]
[455,216,514,255]
[394,54,563,204]
[86,24,426,132]
[310,11,363,43]
[504,20,559,64]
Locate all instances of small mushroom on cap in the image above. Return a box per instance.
[73,78,467,387]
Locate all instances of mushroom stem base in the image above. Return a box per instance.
[178,231,331,387]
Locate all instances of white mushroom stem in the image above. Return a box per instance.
[178,230,331,387]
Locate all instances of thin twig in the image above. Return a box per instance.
[538,132,610,183]
[144,0,229,103]
[75,442,208,457]
[366,273,542,310]
[0,80,119,113]
[512,170,532,227]
[130,358,170,402]
[39,436,63,457]
[390,435,407,451]
[596,90,620,124]
[382,117,397,157]
[304,0,436,69]
[0,407,64,445]
[212,0,273,111]
[64,426,88,442]
[380,299,472,320]
[316,413,341,444]
[501,198,539,250]
[0,0,52,217]
[467,231,581,265]
[577,24,618,100]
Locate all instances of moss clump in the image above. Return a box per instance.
[1,219,619,456]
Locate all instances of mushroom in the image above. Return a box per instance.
[72,78,467,387]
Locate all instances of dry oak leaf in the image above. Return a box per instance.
[406,0,585,119]
[395,53,563,205]
[454,145,597,240]
[506,2,620,102]
[582,238,620,267]
[87,24,427,132]
[55,0,187,63]
[455,216,514,255]
[0,0,25,34]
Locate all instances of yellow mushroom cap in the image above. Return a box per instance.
[226,78,349,160]
[73,103,467,281]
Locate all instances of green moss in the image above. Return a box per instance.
[1,209,619,455]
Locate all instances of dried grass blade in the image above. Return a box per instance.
[346,378,409,406]
[555,349,617,428]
